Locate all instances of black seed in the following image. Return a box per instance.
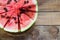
[28,6,31,8]
[12,17,16,20]
[4,8,8,12]
[6,16,10,19]
[1,15,5,18]
[24,1,29,4]
[24,1,26,4]
[14,0,17,3]
[26,1,29,3]
[20,8,26,13]
[17,14,20,17]
[7,0,12,4]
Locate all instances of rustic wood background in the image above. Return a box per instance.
[1,0,60,40]
[37,0,60,25]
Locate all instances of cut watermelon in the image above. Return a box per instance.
[0,0,38,33]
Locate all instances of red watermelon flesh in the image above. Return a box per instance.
[0,0,37,32]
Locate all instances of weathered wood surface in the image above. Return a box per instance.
[37,0,60,25]
[36,12,60,25]
[38,0,60,11]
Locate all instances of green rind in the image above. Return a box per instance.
[20,0,38,32]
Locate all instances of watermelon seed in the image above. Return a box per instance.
[28,6,31,8]
[7,0,12,4]
[20,8,27,13]
[14,0,17,3]
[12,17,16,20]
[4,8,8,12]
[6,16,10,19]
[20,8,25,11]
[1,15,5,18]
[24,1,29,4]
[17,15,20,17]
[26,1,29,3]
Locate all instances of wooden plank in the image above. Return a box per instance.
[36,12,60,25]
[36,0,60,25]
[38,0,60,11]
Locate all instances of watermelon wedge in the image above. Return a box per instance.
[0,0,38,33]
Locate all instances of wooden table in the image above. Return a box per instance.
[37,0,60,25]
[1,0,60,40]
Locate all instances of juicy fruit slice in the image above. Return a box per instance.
[0,0,38,33]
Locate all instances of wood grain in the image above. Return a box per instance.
[36,12,60,25]
[38,0,60,11]
[37,0,60,25]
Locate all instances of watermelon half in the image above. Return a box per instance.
[0,0,38,33]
